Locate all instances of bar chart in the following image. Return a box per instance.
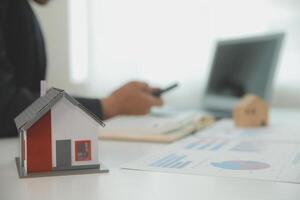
[184,138,229,151]
[149,153,191,169]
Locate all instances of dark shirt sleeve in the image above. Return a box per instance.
[75,97,104,120]
[0,26,40,137]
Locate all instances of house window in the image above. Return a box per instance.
[75,140,91,161]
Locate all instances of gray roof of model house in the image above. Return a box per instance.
[15,87,105,131]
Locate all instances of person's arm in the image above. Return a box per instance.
[0,3,39,137]
[101,81,163,119]
[77,81,163,120]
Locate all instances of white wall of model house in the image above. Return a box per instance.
[51,97,100,167]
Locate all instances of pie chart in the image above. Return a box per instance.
[211,160,270,170]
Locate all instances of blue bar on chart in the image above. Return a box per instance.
[149,154,177,167]
[185,138,207,149]
[149,154,191,169]
[210,140,229,151]
[198,139,218,150]
[184,138,207,150]
[185,138,229,151]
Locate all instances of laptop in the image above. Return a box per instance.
[201,33,285,118]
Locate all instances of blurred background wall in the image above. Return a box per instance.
[31,0,300,109]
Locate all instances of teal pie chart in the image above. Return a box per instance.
[211,160,270,170]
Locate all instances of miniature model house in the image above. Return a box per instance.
[15,87,106,177]
[233,94,268,128]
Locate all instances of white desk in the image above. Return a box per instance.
[1,109,300,200]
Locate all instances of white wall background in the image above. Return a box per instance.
[32,0,300,109]
[31,1,68,88]
[31,0,90,96]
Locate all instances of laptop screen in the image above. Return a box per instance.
[206,33,284,101]
[202,33,284,115]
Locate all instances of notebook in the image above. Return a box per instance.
[98,113,214,143]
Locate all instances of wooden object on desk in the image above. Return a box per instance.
[233,94,268,128]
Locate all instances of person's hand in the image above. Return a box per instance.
[101,81,163,119]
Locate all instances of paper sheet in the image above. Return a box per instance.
[122,120,300,183]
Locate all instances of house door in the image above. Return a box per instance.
[56,140,71,170]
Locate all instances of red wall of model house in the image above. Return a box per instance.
[27,111,52,173]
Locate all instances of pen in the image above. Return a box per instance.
[152,83,179,97]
